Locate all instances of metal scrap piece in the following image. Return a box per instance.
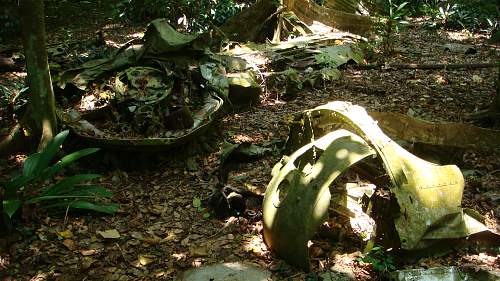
[263,101,489,269]
[263,129,376,269]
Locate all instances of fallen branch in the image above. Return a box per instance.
[353,62,498,71]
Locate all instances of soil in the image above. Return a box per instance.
[0,1,499,280]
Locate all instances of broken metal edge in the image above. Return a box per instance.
[267,101,491,269]
[263,129,376,269]
[67,93,223,152]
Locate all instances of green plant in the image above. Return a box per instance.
[0,85,10,109]
[415,0,499,32]
[437,3,456,24]
[2,130,118,220]
[193,196,210,219]
[112,0,255,32]
[357,245,396,272]
[447,1,498,31]
[376,0,409,55]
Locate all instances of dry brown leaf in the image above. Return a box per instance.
[63,239,78,251]
[189,245,209,257]
[57,229,74,239]
[98,229,121,239]
[80,257,96,271]
[80,249,97,256]
[138,254,156,266]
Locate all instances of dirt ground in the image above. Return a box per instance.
[1,1,499,280]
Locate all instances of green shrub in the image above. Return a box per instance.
[2,130,118,220]
[445,0,498,31]
[371,0,409,55]
[357,245,396,272]
[385,0,499,31]
[113,0,255,32]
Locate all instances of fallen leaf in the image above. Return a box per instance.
[128,214,143,228]
[63,239,78,251]
[98,229,121,239]
[193,197,202,209]
[472,75,483,83]
[130,231,145,240]
[80,257,96,271]
[189,245,209,257]
[57,229,74,239]
[138,254,156,266]
[80,249,97,256]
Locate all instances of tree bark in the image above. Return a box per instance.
[221,0,279,42]
[19,0,57,150]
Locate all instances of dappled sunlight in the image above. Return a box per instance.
[307,161,324,179]
[172,252,187,262]
[29,272,51,281]
[461,252,498,268]
[232,134,255,143]
[242,234,268,257]
[336,148,349,159]
[443,30,474,42]
[433,73,448,85]
[0,255,10,271]
[12,153,27,165]
[127,32,145,40]
[0,0,498,280]
[308,21,334,34]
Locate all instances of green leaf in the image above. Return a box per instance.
[38,174,101,197]
[3,200,22,218]
[28,185,113,203]
[193,197,202,209]
[22,152,43,179]
[24,130,70,179]
[72,185,113,197]
[5,175,31,196]
[44,200,118,214]
[396,2,408,12]
[40,147,100,181]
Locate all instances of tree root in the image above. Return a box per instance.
[354,62,498,71]
[466,109,500,128]
[0,124,31,156]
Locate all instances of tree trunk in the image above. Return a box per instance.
[19,0,57,150]
[221,0,279,42]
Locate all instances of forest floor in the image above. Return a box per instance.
[1,1,499,280]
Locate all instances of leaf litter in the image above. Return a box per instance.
[0,12,499,281]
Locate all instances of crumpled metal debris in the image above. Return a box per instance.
[57,19,254,149]
[263,129,376,269]
[369,111,500,154]
[70,94,223,151]
[391,266,500,281]
[263,101,490,269]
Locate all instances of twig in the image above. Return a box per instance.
[63,204,71,226]
[115,242,131,264]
